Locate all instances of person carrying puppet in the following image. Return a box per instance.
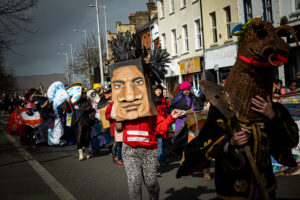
[177,18,299,200]
[109,32,181,200]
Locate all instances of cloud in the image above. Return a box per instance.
[5,0,152,77]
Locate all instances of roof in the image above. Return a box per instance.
[16,74,67,93]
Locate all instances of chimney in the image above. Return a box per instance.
[147,0,155,13]
[129,13,136,25]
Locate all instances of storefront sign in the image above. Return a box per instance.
[179,57,201,74]
[205,44,237,70]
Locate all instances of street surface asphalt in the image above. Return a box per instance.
[0,115,300,200]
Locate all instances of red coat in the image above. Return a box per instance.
[122,114,174,150]
[156,97,170,118]
[105,101,115,137]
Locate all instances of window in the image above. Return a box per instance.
[296,0,300,10]
[170,0,175,13]
[245,0,252,21]
[161,33,166,49]
[265,0,273,22]
[171,29,177,55]
[181,0,186,8]
[210,12,217,43]
[161,0,165,17]
[194,19,202,49]
[182,24,189,52]
[224,6,232,39]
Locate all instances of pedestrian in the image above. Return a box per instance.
[0,93,10,120]
[108,32,181,200]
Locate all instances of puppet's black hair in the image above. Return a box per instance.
[110,31,170,85]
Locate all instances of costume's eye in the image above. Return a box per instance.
[134,80,143,85]
[114,84,123,89]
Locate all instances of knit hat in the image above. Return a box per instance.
[180,82,192,90]
[26,103,34,109]
[93,83,100,89]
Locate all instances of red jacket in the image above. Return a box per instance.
[122,114,174,150]
[156,97,170,118]
[105,101,115,137]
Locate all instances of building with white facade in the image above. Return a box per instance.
[157,0,203,93]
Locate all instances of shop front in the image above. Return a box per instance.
[204,43,238,83]
[179,56,202,92]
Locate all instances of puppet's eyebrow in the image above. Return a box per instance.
[112,80,125,84]
[132,77,143,83]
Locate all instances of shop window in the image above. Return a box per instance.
[296,0,300,10]
[161,0,165,17]
[171,29,177,55]
[182,24,189,52]
[244,0,252,21]
[194,19,202,49]
[210,12,217,43]
[170,0,175,13]
[161,33,166,49]
[224,6,232,39]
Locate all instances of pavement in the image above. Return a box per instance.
[0,115,300,200]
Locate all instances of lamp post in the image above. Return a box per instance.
[61,43,74,82]
[89,4,109,65]
[57,52,69,84]
[73,29,90,87]
[89,0,104,85]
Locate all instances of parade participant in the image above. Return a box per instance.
[170,81,203,133]
[153,84,170,168]
[177,18,299,199]
[76,96,93,160]
[21,103,43,147]
[10,91,22,110]
[105,101,124,167]
[47,81,69,146]
[109,32,181,200]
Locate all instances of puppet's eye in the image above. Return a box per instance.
[114,84,123,89]
[134,80,143,85]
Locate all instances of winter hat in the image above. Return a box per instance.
[26,103,34,109]
[180,82,192,90]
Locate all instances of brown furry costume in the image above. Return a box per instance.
[177,18,299,199]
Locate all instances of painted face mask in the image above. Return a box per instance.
[110,59,157,121]
[87,89,100,103]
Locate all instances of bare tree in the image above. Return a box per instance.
[0,50,16,93]
[0,0,38,51]
[71,32,106,87]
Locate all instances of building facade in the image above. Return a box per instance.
[278,0,300,87]
[202,0,239,83]
[157,0,204,93]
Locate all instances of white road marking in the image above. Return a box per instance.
[5,133,77,200]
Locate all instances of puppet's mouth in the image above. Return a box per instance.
[268,54,288,66]
[122,103,141,108]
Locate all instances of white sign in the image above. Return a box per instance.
[205,44,238,70]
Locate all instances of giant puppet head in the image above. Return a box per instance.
[109,32,170,121]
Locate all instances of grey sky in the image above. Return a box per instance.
[5,0,151,77]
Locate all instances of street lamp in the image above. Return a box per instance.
[89,0,104,85]
[89,4,109,62]
[61,42,74,82]
[57,52,69,84]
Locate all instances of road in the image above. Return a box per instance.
[0,117,300,200]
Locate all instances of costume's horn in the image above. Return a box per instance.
[275,25,299,46]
